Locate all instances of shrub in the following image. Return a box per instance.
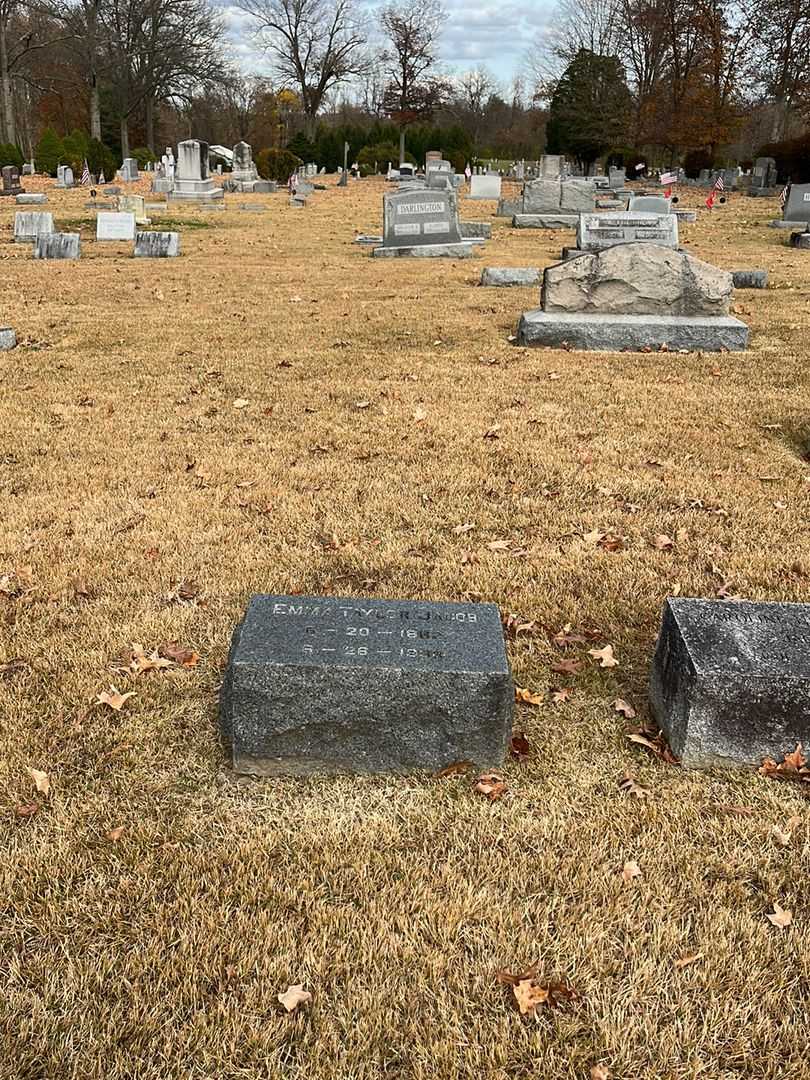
[683,148,714,179]
[0,142,23,170]
[35,127,65,177]
[62,130,90,173]
[131,147,154,169]
[357,143,415,175]
[255,147,302,182]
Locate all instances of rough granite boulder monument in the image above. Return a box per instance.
[650,597,810,769]
[517,243,749,351]
[220,593,514,776]
[167,140,224,203]
[372,188,477,258]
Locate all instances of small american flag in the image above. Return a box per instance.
[779,183,789,207]
[81,159,91,185]
[714,175,725,192]
[661,170,677,186]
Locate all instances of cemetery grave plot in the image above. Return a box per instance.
[0,175,808,1080]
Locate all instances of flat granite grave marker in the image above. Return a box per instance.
[577,212,678,252]
[14,210,54,243]
[221,594,514,776]
[650,597,810,768]
[0,327,16,349]
[133,231,180,257]
[97,212,136,240]
[33,232,80,259]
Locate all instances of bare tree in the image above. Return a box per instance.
[379,0,449,162]
[236,0,368,138]
[450,65,499,151]
[747,0,810,139]
[526,0,622,93]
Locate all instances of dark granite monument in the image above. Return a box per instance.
[0,165,22,196]
[650,597,810,768]
[221,594,514,775]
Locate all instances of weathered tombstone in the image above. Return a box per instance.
[517,243,749,351]
[0,326,15,349]
[16,193,46,205]
[480,267,541,287]
[117,194,150,224]
[781,183,810,224]
[168,140,224,202]
[96,211,136,241]
[732,269,768,288]
[539,154,562,178]
[628,194,671,214]
[510,178,597,228]
[372,188,475,258]
[120,157,139,182]
[752,156,776,189]
[576,212,678,253]
[220,594,514,776]
[650,597,810,769]
[230,140,260,191]
[133,231,180,257]
[14,210,54,243]
[0,165,22,196]
[33,232,80,259]
[398,163,415,179]
[426,170,453,191]
[21,162,34,176]
[469,174,502,200]
[608,166,626,191]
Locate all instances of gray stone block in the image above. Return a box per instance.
[513,214,578,229]
[103,187,122,195]
[480,267,540,286]
[133,231,180,257]
[673,210,697,223]
[732,269,768,288]
[33,232,80,259]
[495,198,521,218]
[790,231,810,249]
[768,219,802,228]
[372,241,477,258]
[0,327,16,350]
[16,193,46,205]
[650,597,810,769]
[460,221,491,239]
[516,310,749,352]
[220,594,514,776]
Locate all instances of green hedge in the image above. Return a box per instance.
[255,148,302,183]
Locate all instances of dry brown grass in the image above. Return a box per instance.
[1,176,808,1080]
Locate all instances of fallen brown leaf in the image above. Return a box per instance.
[106,826,126,842]
[589,644,618,668]
[475,772,507,800]
[438,760,474,777]
[622,859,642,883]
[551,658,582,675]
[27,767,50,797]
[674,951,703,969]
[509,733,531,760]
[614,698,636,718]
[766,902,793,929]
[552,687,572,704]
[158,641,200,668]
[515,686,543,706]
[278,984,312,1012]
[618,772,650,798]
[15,802,40,818]
[96,686,135,711]
[771,815,802,846]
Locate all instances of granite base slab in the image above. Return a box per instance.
[480,267,541,286]
[732,269,768,288]
[517,310,749,351]
[460,221,492,239]
[769,219,804,228]
[372,241,478,258]
[0,327,16,350]
[512,214,579,229]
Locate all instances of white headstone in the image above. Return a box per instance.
[96,212,136,240]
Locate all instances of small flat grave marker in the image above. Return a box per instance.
[221,594,514,775]
[577,212,678,251]
[650,597,810,768]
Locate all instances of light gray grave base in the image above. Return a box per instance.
[0,327,16,350]
[513,214,578,229]
[16,193,46,205]
[768,220,803,229]
[152,178,173,194]
[517,310,749,352]
[673,210,698,223]
[480,267,540,287]
[495,198,522,217]
[732,269,768,288]
[220,594,513,777]
[460,221,492,239]
[372,241,478,258]
[790,232,810,249]
[650,597,810,769]
[33,233,80,260]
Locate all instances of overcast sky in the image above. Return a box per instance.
[219,0,553,90]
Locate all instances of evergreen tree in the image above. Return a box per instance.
[35,128,66,177]
[546,49,631,171]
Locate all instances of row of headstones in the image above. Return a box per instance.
[14,211,178,257]
[222,593,804,776]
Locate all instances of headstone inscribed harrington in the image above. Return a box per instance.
[577,212,678,251]
[96,212,136,240]
[381,189,462,248]
[650,597,810,768]
[220,593,514,776]
[783,183,810,223]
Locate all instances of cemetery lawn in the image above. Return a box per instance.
[2,178,809,1080]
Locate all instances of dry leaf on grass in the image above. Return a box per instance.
[552,688,572,704]
[759,744,809,784]
[233,398,250,409]
[771,815,802,846]
[509,733,531,760]
[651,533,674,550]
[438,760,474,777]
[158,641,200,668]
[487,539,512,551]
[674,951,703,969]
[15,802,40,818]
[626,725,679,764]
[614,698,636,718]
[27,767,50,796]
[475,772,507,800]
[96,686,135,711]
[622,859,642,882]
[591,1067,611,1080]
[618,772,650,798]
[106,826,125,842]
[515,686,543,706]
[551,658,582,675]
[496,969,578,1014]
[766,902,793,929]
[412,406,428,422]
[129,643,173,675]
[278,984,312,1012]
[589,644,618,667]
